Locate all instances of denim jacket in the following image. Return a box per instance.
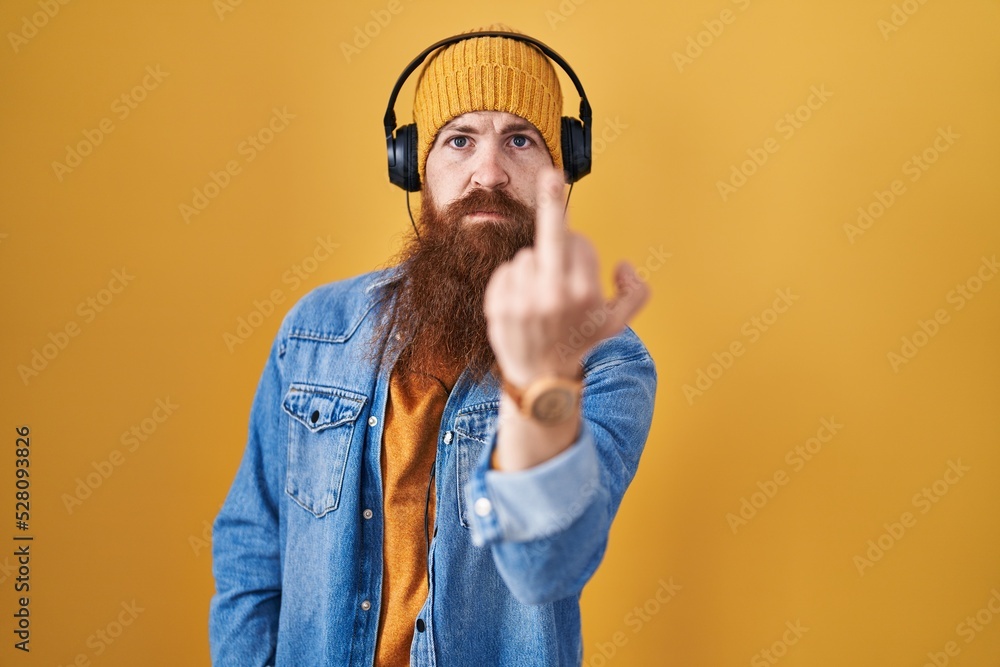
[209,264,657,666]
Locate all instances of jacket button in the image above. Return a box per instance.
[443,431,453,444]
[360,600,371,611]
[474,497,492,517]
[416,618,426,633]
[363,509,373,520]
[368,416,378,426]
[310,410,319,423]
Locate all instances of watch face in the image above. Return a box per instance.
[531,387,576,424]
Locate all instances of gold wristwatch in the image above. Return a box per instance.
[500,368,584,425]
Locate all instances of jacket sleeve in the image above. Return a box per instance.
[464,338,657,605]
[208,328,287,666]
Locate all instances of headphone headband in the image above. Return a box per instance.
[385,29,592,193]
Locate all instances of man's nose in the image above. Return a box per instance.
[470,143,510,190]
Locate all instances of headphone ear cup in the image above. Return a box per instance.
[560,116,591,183]
[387,124,421,191]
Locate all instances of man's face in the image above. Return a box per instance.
[423,110,555,223]
[365,110,557,384]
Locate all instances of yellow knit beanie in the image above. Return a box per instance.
[412,23,564,187]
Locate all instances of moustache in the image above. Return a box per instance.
[443,187,535,225]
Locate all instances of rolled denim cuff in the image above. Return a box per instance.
[465,422,601,547]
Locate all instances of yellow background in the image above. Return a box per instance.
[2,0,999,664]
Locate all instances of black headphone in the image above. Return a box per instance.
[384,30,592,192]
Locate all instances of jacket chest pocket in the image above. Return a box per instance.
[282,383,368,518]
[453,403,499,528]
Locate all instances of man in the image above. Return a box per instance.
[209,24,657,666]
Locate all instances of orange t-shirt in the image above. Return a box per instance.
[374,359,460,666]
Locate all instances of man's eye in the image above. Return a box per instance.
[511,135,531,148]
[448,136,469,148]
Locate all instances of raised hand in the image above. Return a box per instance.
[484,165,651,389]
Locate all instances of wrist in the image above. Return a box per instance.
[500,361,583,389]
[493,394,582,471]
[499,366,583,427]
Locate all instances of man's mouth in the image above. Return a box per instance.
[467,210,504,220]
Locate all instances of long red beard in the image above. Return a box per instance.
[365,185,537,385]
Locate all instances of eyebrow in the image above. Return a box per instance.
[440,120,541,137]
